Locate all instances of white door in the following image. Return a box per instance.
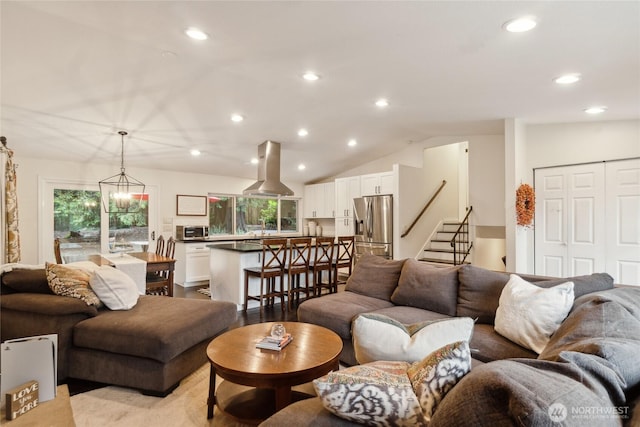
[535,163,605,277]
[605,159,640,285]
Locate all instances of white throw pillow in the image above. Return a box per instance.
[352,313,474,364]
[89,266,139,310]
[495,274,574,353]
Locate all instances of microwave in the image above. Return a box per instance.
[176,225,209,241]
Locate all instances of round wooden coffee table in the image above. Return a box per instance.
[206,322,342,424]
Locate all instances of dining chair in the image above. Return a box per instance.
[243,238,288,313]
[146,236,175,296]
[286,237,312,310]
[54,238,64,264]
[309,236,336,297]
[155,235,165,255]
[332,235,355,288]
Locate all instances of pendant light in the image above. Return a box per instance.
[99,131,145,213]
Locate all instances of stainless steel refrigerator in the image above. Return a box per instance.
[353,195,393,260]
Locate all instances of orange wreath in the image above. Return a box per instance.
[516,183,535,226]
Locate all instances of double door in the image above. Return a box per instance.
[534,159,639,285]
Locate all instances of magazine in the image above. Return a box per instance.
[256,333,293,351]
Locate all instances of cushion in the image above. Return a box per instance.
[89,266,139,310]
[494,274,574,353]
[46,262,102,307]
[407,340,471,422]
[313,360,426,426]
[535,272,614,298]
[352,313,474,364]
[1,268,53,294]
[345,254,406,301]
[456,264,511,324]
[391,260,459,316]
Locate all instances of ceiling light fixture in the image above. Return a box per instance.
[98,131,145,213]
[250,158,259,165]
[554,74,581,85]
[503,17,537,33]
[298,128,309,137]
[375,99,389,108]
[302,71,320,81]
[348,139,357,147]
[231,114,244,123]
[185,27,209,41]
[584,106,607,114]
[190,149,201,156]
[298,164,306,170]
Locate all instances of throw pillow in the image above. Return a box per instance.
[45,262,102,307]
[391,260,459,316]
[352,313,474,364]
[494,274,574,353]
[89,266,139,310]
[1,268,53,294]
[407,340,472,422]
[313,360,426,426]
[345,254,406,301]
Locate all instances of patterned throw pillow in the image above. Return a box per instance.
[407,341,471,422]
[313,360,427,426]
[46,262,102,307]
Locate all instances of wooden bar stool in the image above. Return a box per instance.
[332,235,355,288]
[286,237,312,310]
[243,238,288,312]
[309,237,335,297]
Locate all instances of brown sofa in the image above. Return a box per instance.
[1,266,237,395]
[260,255,640,426]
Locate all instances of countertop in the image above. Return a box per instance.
[207,242,263,252]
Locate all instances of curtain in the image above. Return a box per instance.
[2,145,21,263]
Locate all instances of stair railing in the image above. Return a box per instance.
[401,180,447,238]
[451,206,473,265]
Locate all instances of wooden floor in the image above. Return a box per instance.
[173,283,299,327]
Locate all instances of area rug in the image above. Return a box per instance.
[69,363,318,426]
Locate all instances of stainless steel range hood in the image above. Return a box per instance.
[243,140,294,197]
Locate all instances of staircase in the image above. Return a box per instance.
[419,221,470,265]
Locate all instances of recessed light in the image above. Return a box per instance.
[190,149,201,156]
[298,164,306,171]
[298,128,309,137]
[250,158,259,165]
[503,17,537,33]
[348,139,357,147]
[584,106,607,114]
[231,114,244,123]
[185,27,209,41]
[302,71,320,81]
[554,74,581,85]
[375,99,389,108]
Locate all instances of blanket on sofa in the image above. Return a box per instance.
[430,287,640,427]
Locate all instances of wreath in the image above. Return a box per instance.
[516,183,535,226]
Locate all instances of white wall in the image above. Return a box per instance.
[14,156,304,264]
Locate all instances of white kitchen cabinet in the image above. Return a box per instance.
[335,217,356,237]
[335,176,361,218]
[304,182,335,218]
[175,242,210,287]
[361,172,394,196]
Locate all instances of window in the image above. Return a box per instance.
[208,194,299,236]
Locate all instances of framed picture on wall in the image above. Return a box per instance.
[176,195,207,216]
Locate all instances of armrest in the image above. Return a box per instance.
[0,293,98,317]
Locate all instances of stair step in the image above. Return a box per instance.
[418,257,456,265]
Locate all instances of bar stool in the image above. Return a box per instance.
[286,237,312,310]
[332,235,355,288]
[309,236,335,297]
[243,238,288,312]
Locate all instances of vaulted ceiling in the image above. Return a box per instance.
[1,1,638,184]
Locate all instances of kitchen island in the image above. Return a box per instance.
[208,242,268,310]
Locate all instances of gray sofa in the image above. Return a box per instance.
[1,266,237,395]
[261,255,640,426]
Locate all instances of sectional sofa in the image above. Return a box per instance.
[0,264,237,395]
[261,255,640,426]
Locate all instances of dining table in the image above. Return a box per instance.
[89,252,176,297]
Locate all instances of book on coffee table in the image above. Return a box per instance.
[256,333,293,351]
